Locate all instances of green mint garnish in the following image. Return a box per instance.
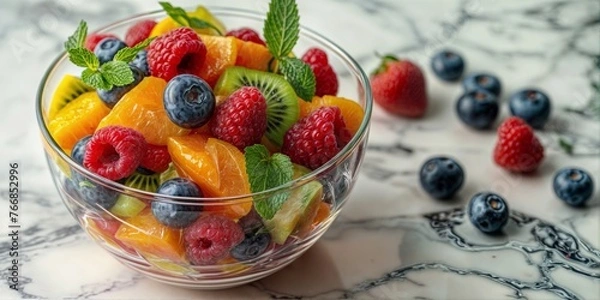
[245,145,294,220]
[159,2,223,35]
[558,137,574,155]
[263,0,316,102]
[64,20,151,90]
[279,57,316,102]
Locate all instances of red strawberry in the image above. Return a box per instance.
[493,117,544,173]
[370,55,427,118]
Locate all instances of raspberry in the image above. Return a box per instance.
[140,144,171,173]
[184,214,244,265]
[84,33,117,51]
[125,20,157,47]
[302,48,339,97]
[225,27,266,46]
[84,126,147,181]
[493,117,544,173]
[282,106,351,170]
[147,27,207,82]
[209,87,267,150]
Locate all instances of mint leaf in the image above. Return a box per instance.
[67,48,99,70]
[159,2,223,35]
[113,37,155,62]
[245,145,294,220]
[264,0,299,58]
[279,57,315,101]
[100,61,134,86]
[559,137,574,155]
[82,68,111,90]
[64,20,88,51]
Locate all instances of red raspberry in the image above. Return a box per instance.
[84,126,147,181]
[493,117,544,173]
[124,19,157,47]
[225,27,266,46]
[85,33,117,51]
[282,106,351,170]
[209,87,267,150]
[147,27,207,82]
[184,214,244,265]
[301,48,339,97]
[140,144,171,173]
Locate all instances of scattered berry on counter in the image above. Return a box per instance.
[493,117,544,173]
[456,89,499,130]
[509,89,551,129]
[553,168,595,207]
[419,156,465,199]
[468,192,509,234]
[462,73,502,97]
[431,49,465,81]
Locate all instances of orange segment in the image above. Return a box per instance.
[298,95,365,135]
[298,96,320,119]
[150,6,226,37]
[115,210,185,262]
[97,77,190,145]
[311,201,331,228]
[167,135,221,196]
[203,138,252,219]
[198,35,238,86]
[48,92,110,152]
[233,38,272,71]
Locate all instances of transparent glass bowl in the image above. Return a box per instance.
[36,7,372,289]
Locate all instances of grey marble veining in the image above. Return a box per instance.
[0,0,599,299]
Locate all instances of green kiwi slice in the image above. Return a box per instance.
[214,67,299,146]
[48,75,94,119]
[109,172,161,217]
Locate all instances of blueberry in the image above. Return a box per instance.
[553,168,594,207]
[130,50,150,76]
[163,74,216,129]
[468,192,509,234]
[97,66,144,108]
[509,89,551,129]
[419,156,465,199]
[456,89,499,129]
[94,37,127,64]
[462,73,502,96]
[71,135,92,165]
[230,212,271,261]
[151,178,203,228]
[431,50,465,81]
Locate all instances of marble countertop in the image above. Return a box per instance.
[1,0,599,299]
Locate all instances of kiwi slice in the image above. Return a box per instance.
[214,67,299,146]
[264,165,323,244]
[109,172,161,218]
[48,75,94,119]
[159,163,180,185]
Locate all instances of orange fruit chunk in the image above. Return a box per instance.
[168,135,221,196]
[233,38,272,71]
[114,209,185,262]
[198,35,238,86]
[48,91,110,152]
[311,201,331,228]
[150,6,226,37]
[298,95,365,135]
[97,77,190,145]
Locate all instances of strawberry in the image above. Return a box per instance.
[493,117,544,173]
[370,55,427,118]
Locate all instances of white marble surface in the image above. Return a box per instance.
[1,0,599,299]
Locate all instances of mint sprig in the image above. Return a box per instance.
[263,0,315,102]
[64,21,151,90]
[245,145,294,220]
[159,2,223,35]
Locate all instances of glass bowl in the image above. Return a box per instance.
[36,7,372,289]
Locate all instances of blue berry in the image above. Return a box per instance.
[151,178,203,228]
[419,156,465,199]
[71,135,92,165]
[553,168,594,207]
[130,50,150,76]
[97,66,144,108]
[468,192,509,234]
[456,89,499,129]
[431,50,465,81]
[230,212,271,261]
[163,74,216,129]
[509,89,551,129]
[94,37,127,64]
[462,73,502,96]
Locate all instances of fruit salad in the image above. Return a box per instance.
[46,0,365,271]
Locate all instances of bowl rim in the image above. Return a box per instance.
[36,6,373,204]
